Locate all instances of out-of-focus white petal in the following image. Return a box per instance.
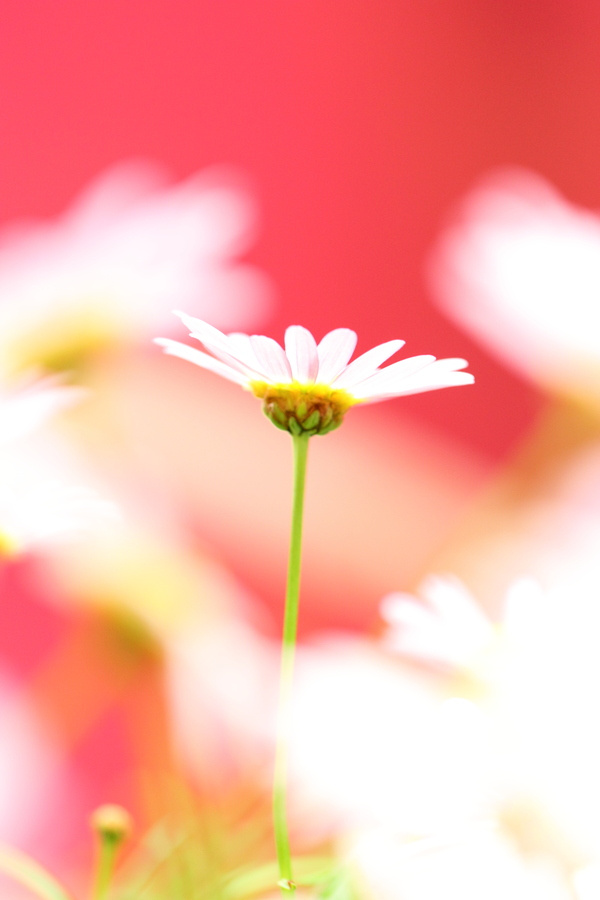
[421,574,492,633]
[63,159,169,230]
[502,578,547,645]
[381,598,460,666]
[14,483,118,548]
[352,824,573,900]
[380,593,432,627]
[381,576,494,670]
[316,328,358,383]
[0,377,84,446]
[153,338,248,385]
[284,326,319,382]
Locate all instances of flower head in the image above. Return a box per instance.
[155,312,473,435]
[0,161,270,376]
[429,168,600,399]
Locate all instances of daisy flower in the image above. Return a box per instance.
[0,160,271,376]
[429,167,600,399]
[382,575,600,867]
[155,312,474,435]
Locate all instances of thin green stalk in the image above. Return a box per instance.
[273,433,310,896]
[90,806,131,900]
[92,838,120,900]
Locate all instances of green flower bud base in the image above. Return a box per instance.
[249,382,358,435]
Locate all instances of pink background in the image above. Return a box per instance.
[4,2,598,460]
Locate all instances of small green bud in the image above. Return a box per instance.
[272,405,288,426]
[319,418,343,435]
[266,406,288,429]
[295,400,308,420]
[288,416,302,436]
[90,804,132,844]
[320,406,333,428]
[303,410,321,430]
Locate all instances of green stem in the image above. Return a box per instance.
[91,838,119,900]
[273,433,310,896]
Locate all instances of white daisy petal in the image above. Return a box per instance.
[364,369,475,401]
[179,321,266,380]
[198,342,263,379]
[393,358,473,395]
[174,310,229,349]
[283,326,318,382]
[250,335,292,382]
[154,338,248,385]
[171,314,268,380]
[174,311,257,375]
[225,333,276,381]
[396,370,475,396]
[422,357,470,372]
[332,339,405,389]
[316,328,358,383]
[352,354,436,398]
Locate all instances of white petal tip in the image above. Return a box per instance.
[172,309,199,332]
[153,337,184,355]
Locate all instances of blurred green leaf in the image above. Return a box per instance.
[0,843,73,900]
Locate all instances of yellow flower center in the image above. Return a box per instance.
[0,530,19,558]
[3,302,123,377]
[249,381,360,436]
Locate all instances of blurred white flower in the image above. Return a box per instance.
[0,161,272,375]
[166,595,598,893]
[350,824,574,900]
[381,574,496,672]
[0,378,119,554]
[0,477,118,555]
[165,561,600,896]
[382,575,600,867]
[380,575,546,679]
[288,641,493,839]
[429,168,600,398]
